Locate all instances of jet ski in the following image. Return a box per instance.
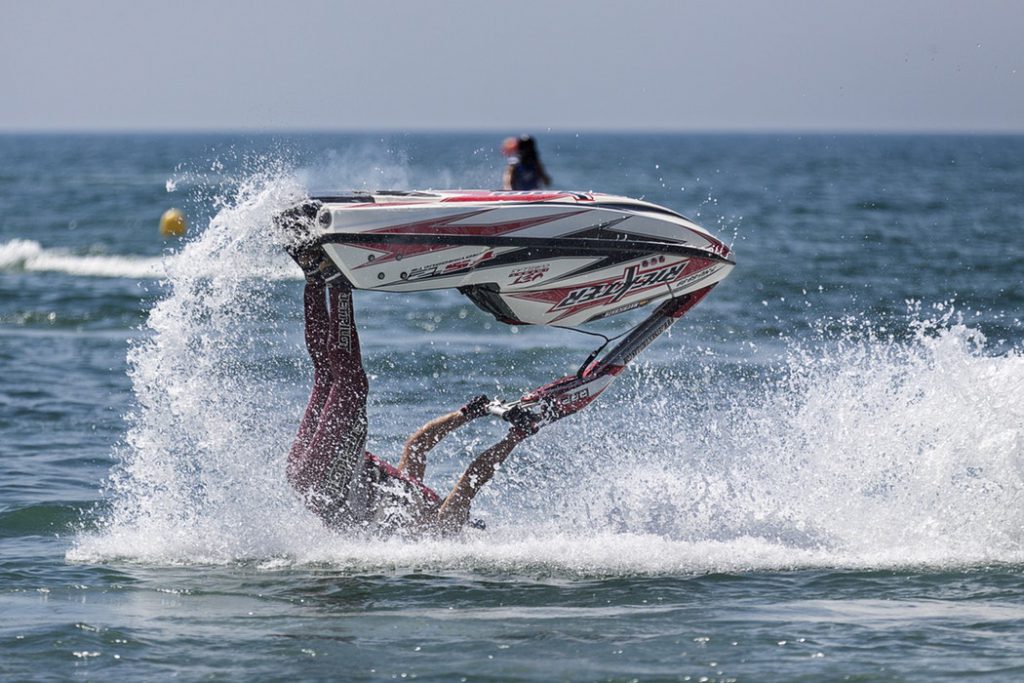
[279,190,733,326]
[278,189,735,430]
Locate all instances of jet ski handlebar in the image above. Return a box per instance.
[478,285,718,435]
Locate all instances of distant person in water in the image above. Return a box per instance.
[502,135,552,191]
[286,251,534,535]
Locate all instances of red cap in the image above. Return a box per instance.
[501,137,518,156]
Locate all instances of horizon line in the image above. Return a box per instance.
[2,126,1023,137]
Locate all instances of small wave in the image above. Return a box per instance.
[0,238,298,281]
[1,501,88,538]
[0,238,165,279]
[66,527,835,575]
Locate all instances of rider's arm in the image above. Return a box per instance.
[435,426,530,533]
[502,164,514,191]
[398,396,490,481]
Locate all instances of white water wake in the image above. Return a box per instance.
[70,171,1024,574]
[70,171,322,564]
[0,238,166,279]
[522,309,1024,570]
[0,237,297,281]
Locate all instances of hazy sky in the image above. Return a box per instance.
[2,0,1021,132]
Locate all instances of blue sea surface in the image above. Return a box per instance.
[2,132,1024,681]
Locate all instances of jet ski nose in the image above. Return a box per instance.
[318,207,333,228]
[275,200,321,232]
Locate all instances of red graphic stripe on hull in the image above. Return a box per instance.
[347,209,586,268]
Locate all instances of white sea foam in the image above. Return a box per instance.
[0,237,299,281]
[70,171,1024,575]
[562,309,1024,568]
[0,238,166,279]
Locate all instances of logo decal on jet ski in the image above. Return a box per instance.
[553,260,686,311]
[508,265,549,285]
[406,250,496,280]
[505,256,721,324]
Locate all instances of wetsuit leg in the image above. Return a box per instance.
[287,284,370,520]
[287,283,333,472]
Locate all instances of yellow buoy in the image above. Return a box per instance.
[159,208,187,238]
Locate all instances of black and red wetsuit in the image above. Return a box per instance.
[288,282,440,530]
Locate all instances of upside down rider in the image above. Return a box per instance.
[279,189,734,535]
[287,248,536,535]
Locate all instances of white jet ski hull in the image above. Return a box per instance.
[289,190,734,327]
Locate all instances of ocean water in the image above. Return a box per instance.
[2,132,1023,681]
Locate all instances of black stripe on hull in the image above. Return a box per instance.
[316,232,733,265]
